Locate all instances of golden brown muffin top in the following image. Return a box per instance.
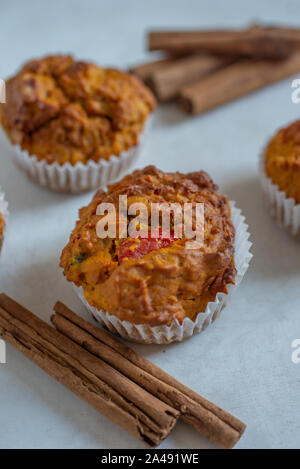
[265,120,300,203]
[60,166,236,326]
[0,55,156,165]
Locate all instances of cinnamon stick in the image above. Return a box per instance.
[148,26,296,58]
[129,57,178,81]
[0,294,178,447]
[146,54,232,101]
[179,52,300,115]
[52,301,246,449]
[254,25,300,48]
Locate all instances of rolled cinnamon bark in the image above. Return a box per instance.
[0,294,178,447]
[146,54,232,101]
[129,57,178,81]
[179,52,300,115]
[256,25,300,47]
[148,27,293,58]
[53,301,246,449]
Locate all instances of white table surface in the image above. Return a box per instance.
[1,0,300,450]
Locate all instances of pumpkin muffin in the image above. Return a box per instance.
[0,213,5,251]
[0,55,156,192]
[60,166,236,327]
[264,120,300,203]
[0,188,8,254]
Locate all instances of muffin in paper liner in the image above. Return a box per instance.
[73,201,252,344]
[259,151,300,236]
[2,120,150,193]
[0,186,9,254]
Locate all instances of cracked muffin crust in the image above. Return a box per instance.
[265,120,300,204]
[0,55,156,165]
[60,166,236,326]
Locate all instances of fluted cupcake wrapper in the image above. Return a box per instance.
[74,202,252,344]
[0,186,9,254]
[2,118,151,193]
[259,151,300,236]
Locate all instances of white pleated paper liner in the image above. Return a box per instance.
[1,118,151,193]
[0,186,9,254]
[259,151,300,236]
[74,202,252,344]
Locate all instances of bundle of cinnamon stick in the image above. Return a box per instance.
[0,293,246,448]
[130,24,300,114]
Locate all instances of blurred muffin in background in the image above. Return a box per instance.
[0,187,8,254]
[0,55,156,192]
[265,120,300,202]
[261,120,300,235]
[0,213,5,250]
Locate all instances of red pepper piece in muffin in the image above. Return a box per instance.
[118,229,177,263]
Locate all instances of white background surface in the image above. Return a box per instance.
[0,0,300,450]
